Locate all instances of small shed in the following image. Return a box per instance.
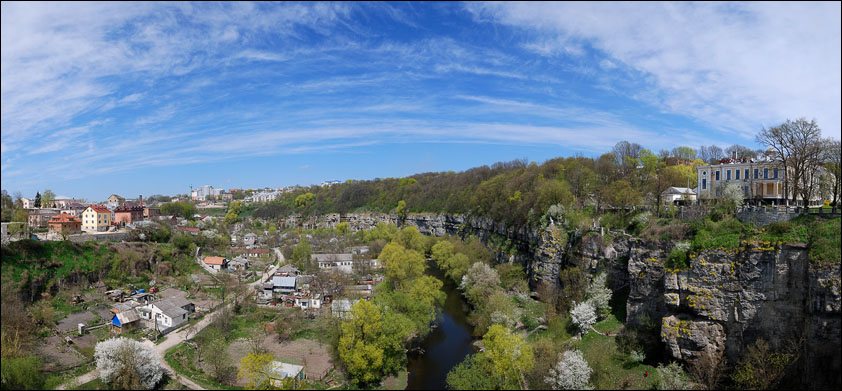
[111,310,141,333]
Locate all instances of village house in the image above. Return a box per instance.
[228,256,250,272]
[203,256,229,271]
[238,248,270,258]
[331,299,358,319]
[177,226,200,235]
[312,253,354,274]
[114,201,145,225]
[48,214,82,233]
[277,264,300,277]
[28,208,61,228]
[137,297,192,330]
[60,202,88,217]
[267,361,306,385]
[110,309,141,333]
[243,232,258,246]
[82,205,112,232]
[143,207,161,218]
[107,194,125,207]
[273,276,297,294]
[660,187,697,205]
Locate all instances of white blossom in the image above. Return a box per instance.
[95,337,163,390]
[657,361,691,390]
[546,350,593,390]
[585,273,612,315]
[570,301,597,335]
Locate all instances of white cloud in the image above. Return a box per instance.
[466,2,842,139]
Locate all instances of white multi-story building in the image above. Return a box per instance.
[191,185,224,201]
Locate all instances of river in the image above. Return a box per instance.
[405,265,475,390]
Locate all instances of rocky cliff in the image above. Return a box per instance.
[624,241,841,389]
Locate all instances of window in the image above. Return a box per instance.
[764,168,769,179]
[702,179,707,190]
[754,168,759,179]
[745,168,749,179]
[773,168,778,179]
[715,171,720,181]
[735,169,740,180]
[726,170,731,180]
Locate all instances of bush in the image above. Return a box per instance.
[546,350,593,390]
[570,301,597,335]
[766,221,792,235]
[665,249,689,270]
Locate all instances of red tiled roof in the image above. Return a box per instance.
[88,205,110,214]
[204,256,226,265]
[49,214,81,223]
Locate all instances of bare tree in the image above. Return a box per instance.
[822,139,842,206]
[613,140,643,177]
[689,348,727,390]
[725,144,756,160]
[757,118,823,206]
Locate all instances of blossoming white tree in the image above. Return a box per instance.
[585,273,612,315]
[570,301,597,335]
[95,337,163,390]
[546,349,593,390]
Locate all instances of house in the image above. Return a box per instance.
[295,275,315,292]
[21,197,33,209]
[51,196,77,208]
[137,299,189,330]
[110,301,139,315]
[60,202,88,217]
[266,361,306,385]
[228,256,250,272]
[349,246,370,255]
[331,299,358,319]
[143,207,161,218]
[203,256,229,271]
[114,202,144,225]
[177,227,200,235]
[107,194,125,207]
[695,152,824,205]
[243,233,258,246]
[262,282,275,300]
[163,295,195,314]
[27,208,61,228]
[48,214,82,233]
[273,276,297,294]
[239,248,270,258]
[661,187,697,205]
[110,310,141,333]
[312,254,354,274]
[82,205,112,232]
[345,284,374,296]
[277,264,300,277]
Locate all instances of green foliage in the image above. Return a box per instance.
[496,263,528,294]
[731,339,793,390]
[446,354,497,390]
[380,243,426,288]
[294,192,315,209]
[396,200,407,220]
[394,226,425,253]
[0,355,43,390]
[160,201,197,219]
[291,237,312,272]
[808,217,841,264]
[690,218,745,250]
[557,267,588,313]
[483,325,534,389]
[665,249,689,270]
[336,222,350,235]
[338,300,413,385]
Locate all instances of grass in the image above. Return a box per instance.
[43,361,98,390]
[381,369,408,390]
[164,344,240,390]
[70,378,106,390]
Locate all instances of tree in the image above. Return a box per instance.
[33,192,41,208]
[446,354,496,390]
[721,183,745,207]
[431,241,455,269]
[338,300,412,385]
[394,226,425,253]
[656,361,690,390]
[731,338,793,390]
[585,273,612,316]
[294,192,314,209]
[671,146,697,161]
[613,141,642,177]
[202,336,232,382]
[546,350,592,390]
[725,144,756,160]
[822,139,841,206]
[757,118,823,206]
[291,238,312,272]
[602,180,640,207]
[570,301,597,335]
[380,243,426,288]
[396,200,407,221]
[482,324,534,389]
[406,275,446,331]
[94,337,163,390]
[40,190,55,208]
[238,352,292,390]
[460,262,501,304]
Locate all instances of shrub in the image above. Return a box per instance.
[585,273,612,315]
[766,221,792,235]
[95,337,163,390]
[665,249,689,270]
[656,361,690,390]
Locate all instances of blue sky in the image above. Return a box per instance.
[2,2,840,202]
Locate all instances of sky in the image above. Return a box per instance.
[2,2,840,202]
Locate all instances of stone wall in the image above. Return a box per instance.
[735,205,841,226]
